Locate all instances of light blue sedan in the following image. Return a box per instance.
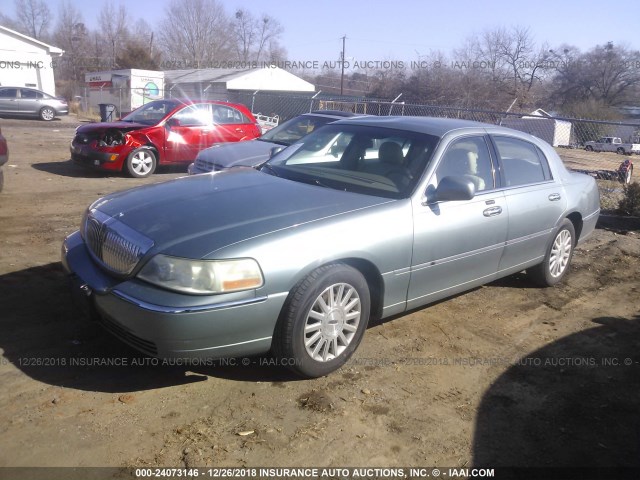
[62,116,600,377]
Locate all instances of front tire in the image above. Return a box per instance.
[126,148,157,178]
[527,219,575,287]
[39,106,55,121]
[585,146,593,151]
[273,263,371,378]
[624,166,633,184]
[617,147,625,155]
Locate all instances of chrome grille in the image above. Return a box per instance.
[82,209,154,276]
[194,157,215,172]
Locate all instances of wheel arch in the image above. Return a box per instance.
[280,257,385,324]
[339,257,385,322]
[565,211,583,243]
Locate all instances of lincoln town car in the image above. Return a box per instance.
[62,116,600,377]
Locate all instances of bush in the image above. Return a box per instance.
[618,182,640,216]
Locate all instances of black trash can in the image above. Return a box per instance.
[98,103,118,122]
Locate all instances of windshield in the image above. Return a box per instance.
[265,124,440,199]
[121,100,181,125]
[261,114,337,145]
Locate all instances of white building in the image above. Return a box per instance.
[164,67,315,99]
[84,69,165,115]
[501,109,573,147]
[0,25,64,95]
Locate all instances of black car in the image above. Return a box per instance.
[188,110,356,174]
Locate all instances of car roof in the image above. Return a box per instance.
[331,115,496,136]
[307,110,357,118]
[170,99,247,107]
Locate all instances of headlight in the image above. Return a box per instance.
[137,255,264,294]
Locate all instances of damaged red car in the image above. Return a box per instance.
[70,99,261,177]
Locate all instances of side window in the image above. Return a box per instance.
[173,104,212,126]
[493,136,549,187]
[213,105,248,124]
[20,89,39,99]
[435,136,494,192]
[0,88,18,99]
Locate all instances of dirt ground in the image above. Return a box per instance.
[0,116,639,476]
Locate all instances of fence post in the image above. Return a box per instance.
[310,91,321,112]
[251,90,259,113]
[390,93,403,115]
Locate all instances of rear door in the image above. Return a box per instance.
[18,88,42,115]
[490,135,566,273]
[0,88,20,114]
[210,104,257,143]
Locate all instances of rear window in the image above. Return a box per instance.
[492,136,551,187]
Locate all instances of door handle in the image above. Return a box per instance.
[235,128,244,132]
[483,206,502,217]
[548,193,561,201]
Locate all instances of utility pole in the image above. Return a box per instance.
[340,35,346,96]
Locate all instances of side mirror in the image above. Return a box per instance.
[436,176,476,202]
[166,117,181,128]
[269,146,285,158]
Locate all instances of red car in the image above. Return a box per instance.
[71,99,262,177]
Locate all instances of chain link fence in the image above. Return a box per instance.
[76,87,637,188]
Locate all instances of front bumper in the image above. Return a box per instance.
[70,144,124,171]
[62,231,285,359]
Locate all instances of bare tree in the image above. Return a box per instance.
[0,13,20,31]
[158,0,233,67]
[98,3,128,68]
[14,0,51,40]
[547,42,640,111]
[52,0,90,94]
[234,9,254,62]
[494,26,547,108]
[233,9,284,63]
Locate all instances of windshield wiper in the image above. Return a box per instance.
[258,138,289,146]
[259,162,280,177]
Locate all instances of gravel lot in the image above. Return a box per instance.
[0,116,639,475]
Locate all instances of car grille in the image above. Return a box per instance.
[82,209,154,276]
[73,133,94,145]
[194,157,220,172]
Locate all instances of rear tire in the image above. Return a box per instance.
[126,148,157,178]
[585,146,593,151]
[617,147,625,155]
[527,219,575,287]
[273,263,370,378]
[39,106,55,121]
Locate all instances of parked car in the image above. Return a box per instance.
[0,126,7,192]
[0,87,68,121]
[188,110,356,174]
[584,136,640,155]
[62,116,600,378]
[70,99,262,178]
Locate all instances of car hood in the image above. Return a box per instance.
[75,121,151,134]
[91,168,392,259]
[196,139,279,168]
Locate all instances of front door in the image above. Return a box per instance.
[0,88,20,114]
[163,103,215,163]
[408,135,508,309]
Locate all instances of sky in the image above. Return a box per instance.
[6,0,640,64]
